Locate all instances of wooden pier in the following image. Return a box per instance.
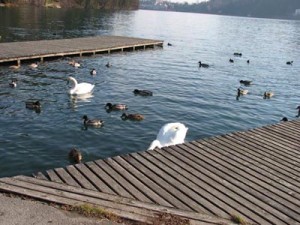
[0,36,163,66]
[1,120,300,224]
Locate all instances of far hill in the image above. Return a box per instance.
[140,0,300,20]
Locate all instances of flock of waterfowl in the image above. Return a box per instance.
[198,52,299,122]
[8,58,189,163]
[6,45,299,164]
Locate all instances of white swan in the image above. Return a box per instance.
[148,123,188,150]
[67,77,95,95]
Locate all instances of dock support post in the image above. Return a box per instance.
[40,57,44,63]
[17,59,21,66]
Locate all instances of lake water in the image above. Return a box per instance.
[0,8,299,177]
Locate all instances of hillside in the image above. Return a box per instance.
[0,0,139,9]
[140,0,300,19]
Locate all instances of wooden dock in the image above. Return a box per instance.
[1,120,300,225]
[0,36,163,66]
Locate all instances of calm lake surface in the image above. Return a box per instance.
[0,8,299,177]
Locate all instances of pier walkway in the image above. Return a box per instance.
[0,36,163,66]
[0,120,300,224]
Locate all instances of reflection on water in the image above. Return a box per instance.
[69,93,94,109]
[0,8,300,177]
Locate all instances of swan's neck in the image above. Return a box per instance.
[69,77,78,94]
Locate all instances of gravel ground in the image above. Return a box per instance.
[0,193,122,225]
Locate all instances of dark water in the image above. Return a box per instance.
[0,8,299,177]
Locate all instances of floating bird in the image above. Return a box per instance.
[198,61,209,68]
[105,62,112,68]
[240,80,252,86]
[9,64,20,70]
[82,115,104,126]
[67,77,94,95]
[296,106,300,117]
[286,61,293,65]
[229,59,234,63]
[263,91,274,99]
[29,63,38,69]
[105,103,128,111]
[167,43,172,46]
[133,89,153,96]
[90,68,97,75]
[247,60,250,64]
[148,122,188,150]
[121,113,144,121]
[69,60,80,68]
[25,101,41,110]
[9,79,17,88]
[68,148,82,163]
[234,53,242,57]
[237,88,248,95]
[281,117,288,122]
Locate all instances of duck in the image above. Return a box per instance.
[240,80,252,86]
[105,103,128,111]
[247,60,250,64]
[67,77,95,95]
[234,53,242,57]
[133,89,153,96]
[82,115,104,126]
[239,88,248,95]
[29,63,38,69]
[68,148,82,163]
[281,117,288,122]
[148,123,188,150]
[167,42,172,46]
[286,61,293,65]
[263,91,274,99]
[9,79,17,88]
[198,61,209,68]
[229,59,234,63]
[9,64,20,70]
[90,69,97,75]
[121,113,144,121]
[69,60,80,68]
[105,62,112,68]
[25,101,41,110]
[296,106,300,117]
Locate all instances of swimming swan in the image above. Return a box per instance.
[148,123,188,150]
[68,77,94,95]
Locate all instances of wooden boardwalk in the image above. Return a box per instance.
[1,120,300,224]
[0,36,163,65]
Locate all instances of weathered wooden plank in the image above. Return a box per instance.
[12,175,232,224]
[184,142,299,224]
[0,176,233,224]
[143,150,232,218]
[94,159,153,203]
[85,161,133,199]
[46,169,63,183]
[122,153,197,212]
[54,168,81,188]
[253,127,300,149]
[104,158,173,207]
[199,138,300,208]
[218,134,300,190]
[113,156,188,210]
[171,143,293,225]
[32,172,48,181]
[159,146,275,225]
[231,132,300,175]
[74,163,115,194]
[132,152,222,216]
[0,180,154,224]
[0,36,163,64]
[65,165,97,191]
